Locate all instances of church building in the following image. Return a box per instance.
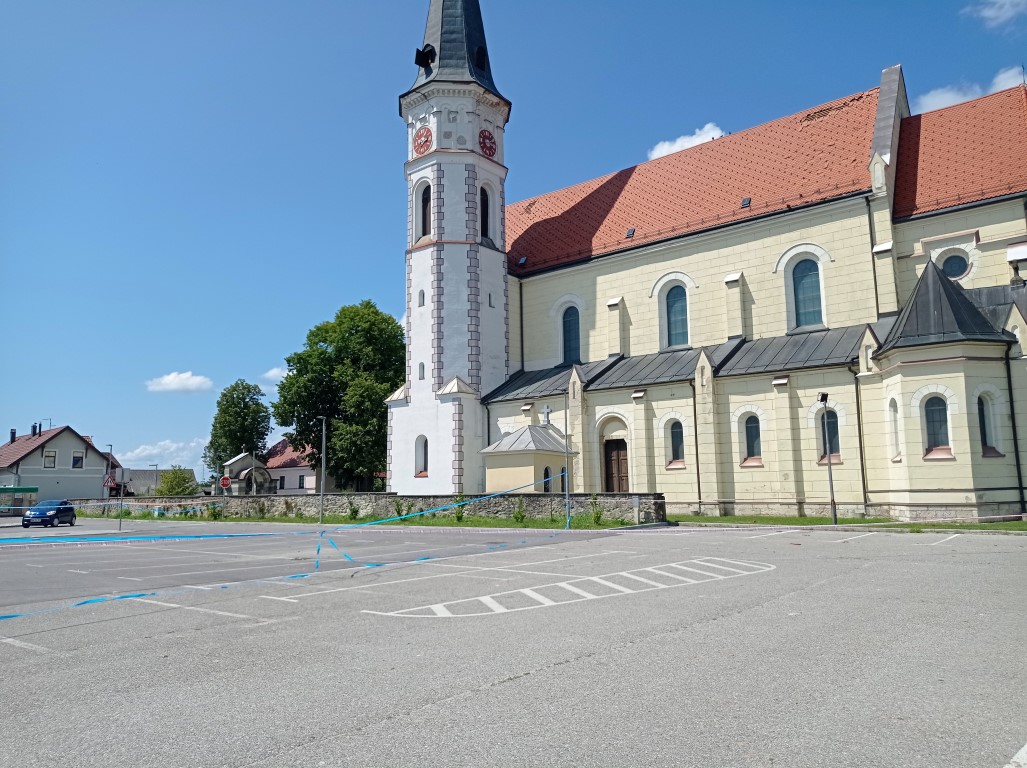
[387,0,1027,520]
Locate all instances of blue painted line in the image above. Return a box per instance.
[0,532,308,546]
[413,556,432,562]
[324,536,339,551]
[73,597,110,606]
[342,553,354,562]
[364,563,385,568]
[0,614,25,621]
[284,574,309,580]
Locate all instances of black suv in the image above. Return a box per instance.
[22,499,76,528]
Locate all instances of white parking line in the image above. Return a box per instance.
[117,577,143,582]
[130,598,254,620]
[1003,740,1027,768]
[1,637,52,654]
[832,532,876,543]
[926,534,961,546]
[745,530,795,539]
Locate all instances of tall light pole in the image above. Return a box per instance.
[105,444,113,514]
[317,416,327,525]
[252,451,256,496]
[817,392,837,525]
[150,464,158,496]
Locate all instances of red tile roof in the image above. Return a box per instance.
[894,85,1027,219]
[264,438,310,470]
[506,89,880,275]
[0,427,70,469]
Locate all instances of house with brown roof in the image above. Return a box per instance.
[1,424,118,500]
[264,438,323,494]
[387,0,1027,520]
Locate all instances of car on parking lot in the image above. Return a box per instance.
[22,499,76,528]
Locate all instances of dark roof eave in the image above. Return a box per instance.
[893,190,1027,224]
[399,80,511,116]
[878,335,1012,355]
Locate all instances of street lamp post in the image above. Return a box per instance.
[105,444,113,515]
[317,416,327,525]
[817,392,838,525]
[150,464,158,496]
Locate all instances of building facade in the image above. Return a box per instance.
[1,425,116,500]
[387,0,1027,520]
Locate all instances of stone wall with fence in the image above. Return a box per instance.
[71,492,666,524]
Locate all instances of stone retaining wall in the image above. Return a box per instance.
[72,492,666,524]
[664,499,1024,522]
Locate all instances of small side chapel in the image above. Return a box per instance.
[387,0,1027,520]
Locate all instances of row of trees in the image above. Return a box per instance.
[202,301,404,491]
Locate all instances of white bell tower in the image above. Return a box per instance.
[387,0,512,495]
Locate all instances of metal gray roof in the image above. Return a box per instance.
[402,0,507,106]
[587,339,743,391]
[481,424,569,454]
[965,283,1027,327]
[717,325,867,377]
[482,359,612,404]
[879,259,1010,353]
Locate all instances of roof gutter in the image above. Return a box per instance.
[893,191,1027,224]
[848,364,870,508]
[1004,344,1027,516]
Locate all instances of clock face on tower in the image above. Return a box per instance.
[478,129,497,158]
[413,126,433,157]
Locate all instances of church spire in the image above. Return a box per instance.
[402,0,508,108]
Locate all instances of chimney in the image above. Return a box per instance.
[31,423,37,437]
[9,429,15,444]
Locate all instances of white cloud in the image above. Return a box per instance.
[912,65,1025,113]
[145,371,213,392]
[121,438,206,471]
[647,122,725,161]
[262,367,287,382]
[964,0,1027,28]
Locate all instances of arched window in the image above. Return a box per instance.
[562,306,580,365]
[978,396,1002,457]
[418,289,425,307]
[480,188,490,240]
[820,410,839,463]
[792,258,823,327]
[923,396,950,459]
[420,185,432,238]
[888,399,901,460]
[560,466,566,493]
[418,362,425,381]
[543,466,552,493]
[743,415,762,467]
[414,435,428,477]
[666,285,688,347]
[668,421,684,466]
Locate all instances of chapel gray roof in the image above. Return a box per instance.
[587,339,743,391]
[402,0,507,107]
[480,424,570,455]
[879,259,1011,353]
[717,324,868,377]
[481,359,612,404]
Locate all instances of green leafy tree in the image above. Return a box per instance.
[202,380,272,475]
[155,465,200,496]
[273,300,404,491]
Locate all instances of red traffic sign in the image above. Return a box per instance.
[219,476,232,489]
[103,475,117,489]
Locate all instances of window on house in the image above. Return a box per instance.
[420,185,432,238]
[415,435,428,477]
[978,396,1002,457]
[419,362,425,380]
[792,258,823,327]
[298,475,305,489]
[924,396,951,459]
[480,188,490,240]
[562,306,580,365]
[418,289,425,307]
[71,450,85,469]
[543,466,552,493]
[819,410,840,464]
[278,476,285,490]
[666,285,688,347]
[43,449,56,469]
[889,399,901,460]
[742,415,762,467]
[668,421,685,467]
[942,253,969,279]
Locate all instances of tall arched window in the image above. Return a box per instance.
[669,421,684,465]
[888,399,901,460]
[820,410,839,462]
[418,289,425,307]
[418,362,425,380]
[666,285,688,347]
[792,258,823,327]
[743,415,762,467]
[415,435,428,477]
[562,306,580,365]
[924,396,950,458]
[978,396,1002,457]
[480,188,490,240]
[420,185,432,238]
[542,466,552,493]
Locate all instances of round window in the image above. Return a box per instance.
[941,253,969,279]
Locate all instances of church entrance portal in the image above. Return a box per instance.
[604,439,629,493]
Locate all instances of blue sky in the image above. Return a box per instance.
[2,0,1025,476]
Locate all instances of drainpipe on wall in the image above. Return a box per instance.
[1004,345,1027,516]
[690,380,702,515]
[848,364,870,510]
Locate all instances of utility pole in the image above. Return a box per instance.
[817,392,837,525]
[317,416,327,525]
[105,444,113,515]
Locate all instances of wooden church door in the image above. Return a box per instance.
[604,439,629,493]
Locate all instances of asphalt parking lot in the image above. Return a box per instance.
[1,519,1025,767]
